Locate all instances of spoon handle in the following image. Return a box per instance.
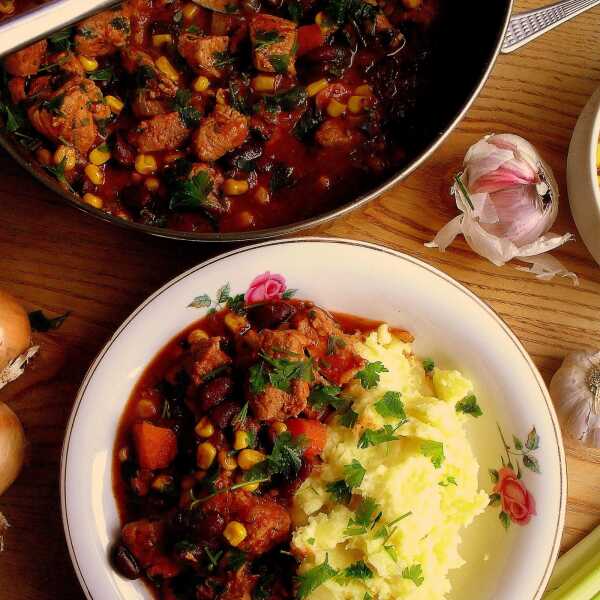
[0,0,118,57]
[502,0,600,53]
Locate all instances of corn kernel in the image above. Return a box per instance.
[272,421,287,435]
[224,312,248,333]
[152,33,173,47]
[307,78,328,97]
[355,84,373,97]
[254,186,269,205]
[156,56,179,82]
[0,0,15,15]
[152,474,174,493]
[54,144,77,171]
[105,95,124,114]
[224,178,249,196]
[195,417,215,438]
[197,441,217,469]
[223,521,247,547]
[193,75,210,92]
[238,449,265,471]
[327,99,346,118]
[218,450,238,471]
[82,193,103,209]
[78,55,98,72]
[89,145,111,166]
[144,176,160,192]
[253,75,276,92]
[135,153,158,175]
[188,329,209,344]
[84,163,104,185]
[182,2,199,19]
[233,431,249,451]
[348,95,367,114]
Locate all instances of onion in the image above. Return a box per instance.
[0,402,25,496]
[0,290,36,389]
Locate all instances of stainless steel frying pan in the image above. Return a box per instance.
[0,0,594,242]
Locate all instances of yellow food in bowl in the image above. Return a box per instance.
[292,325,489,599]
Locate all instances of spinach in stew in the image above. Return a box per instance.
[112,298,382,599]
[1,0,439,232]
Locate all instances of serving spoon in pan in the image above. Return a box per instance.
[0,0,597,57]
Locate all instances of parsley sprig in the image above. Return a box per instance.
[326,459,366,503]
[374,391,406,421]
[296,554,338,599]
[343,496,381,536]
[455,394,483,417]
[245,432,306,481]
[169,171,215,212]
[358,423,402,449]
[249,352,313,394]
[356,361,388,389]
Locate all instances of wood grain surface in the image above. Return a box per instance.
[2,1,600,598]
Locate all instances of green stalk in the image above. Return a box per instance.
[544,524,600,599]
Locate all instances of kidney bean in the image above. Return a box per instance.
[210,400,241,429]
[112,544,141,580]
[247,301,296,330]
[198,376,233,412]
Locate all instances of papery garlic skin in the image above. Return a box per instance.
[426,133,577,283]
[550,351,600,448]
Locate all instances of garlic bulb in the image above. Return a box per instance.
[0,402,25,495]
[426,133,577,283]
[550,351,600,447]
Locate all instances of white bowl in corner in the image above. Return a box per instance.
[567,86,600,266]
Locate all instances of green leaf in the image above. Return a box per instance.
[523,454,541,474]
[489,468,499,484]
[307,537,315,545]
[245,432,305,481]
[172,89,201,128]
[48,27,73,51]
[217,283,231,304]
[282,288,297,299]
[88,67,113,82]
[358,423,402,449]
[499,510,511,530]
[338,407,358,429]
[356,361,388,389]
[28,310,70,332]
[325,0,378,25]
[296,554,338,599]
[402,564,424,587]
[488,493,501,506]
[422,358,435,374]
[293,105,324,141]
[374,391,406,421]
[226,293,246,315]
[169,171,214,212]
[204,546,223,570]
[0,99,24,133]
[254,29,284,50]
[44,156,74,192]
[513,435,523,451]
[258,352,313,392]
[455,395,483,418]
[249,361,268,394]
[188,294,212,308]
[420,440,444,469]
[342,560,373,580]
[384,545,398,562]
[526,427,540,451]
[268,53,291,74]
[343,496,380,536]
[42,93,65,116]
[343,459,366,488]
[326,479,352,504]
[438,476,457,487]
[212,50,236,69]
[309,384,343,411]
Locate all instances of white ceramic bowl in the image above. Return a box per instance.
[567,86,600,265]
[60,238,566,600]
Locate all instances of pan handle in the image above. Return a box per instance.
[502,0,600,53]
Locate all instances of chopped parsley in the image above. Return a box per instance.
[204,546,223,570]
[263,86,307,113]
[308,384,343,411]
[343,496,380,536]
[420,440,445,468]
[293,104,324,141]
[212,50,236,69]
[44,156,74,193]
[338,407,358,429]
[268,52,291,74]
[327,335,347,355]
[42,93,65,116]
[384,545,398,562]
[296,554,338,599]
[326,479,352,504]
[245,432,305,481]
[344,459,366,487]
[439,476,458,487]
[358,423,402,449]
[374,391,406,421]
[422,358,435,374]
[172,89,201,128]
[455,394,483,417]
[88,67,114,82]
[325,0,378,26]
[356,361,388,389]
[110,16,130,32]
[254,29,284,50]
[342,560,373,580]
[48,27,73,51]
[249,351,313,394]
[402,564,425,587]
[169,171,214,212]
[0,98,23,133]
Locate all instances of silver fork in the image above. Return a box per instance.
[502,0,600,53]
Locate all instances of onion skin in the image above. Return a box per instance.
[0,290,31,373]
[0,402,25,495]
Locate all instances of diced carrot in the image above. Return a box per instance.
[132,422,177,470]
[297,24,327,57]
[286,418,328,460]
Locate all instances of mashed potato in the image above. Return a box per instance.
[292,325,489,600]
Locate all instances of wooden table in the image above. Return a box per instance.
[1,1,600,597]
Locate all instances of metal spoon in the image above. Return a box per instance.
[502,0,600,53]
[0,0,118,57]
